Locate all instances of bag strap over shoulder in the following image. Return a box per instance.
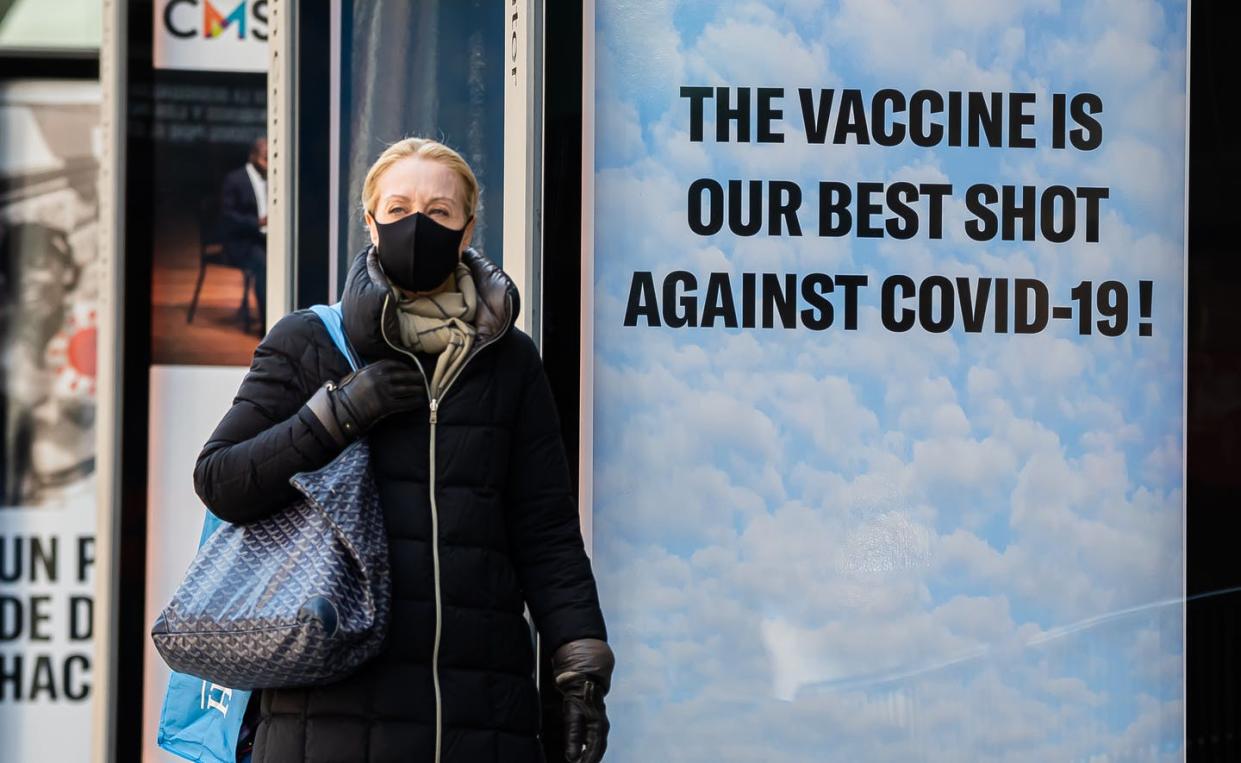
[309,303,362,372]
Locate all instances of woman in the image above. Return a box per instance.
[194,138,613,763]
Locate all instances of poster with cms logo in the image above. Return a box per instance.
[154,0,269,73]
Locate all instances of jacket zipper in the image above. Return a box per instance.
[428,396,442,763]
[378,291,512,763]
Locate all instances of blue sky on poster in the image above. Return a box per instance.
[591,0,1186,760]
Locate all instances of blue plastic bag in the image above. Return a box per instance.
[155,304,359,762]
[156,511,253,763]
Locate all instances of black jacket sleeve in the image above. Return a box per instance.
[504,341,607,652]
[193,314,343,524]
[219,168,262,244]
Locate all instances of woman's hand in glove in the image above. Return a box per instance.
[553,638,614,763]
[306,359,426,445]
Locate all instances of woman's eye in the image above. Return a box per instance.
[429,208,448,218]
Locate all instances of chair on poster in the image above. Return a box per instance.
[187,197,258,334]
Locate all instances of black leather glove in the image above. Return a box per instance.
[553,638,614,763]
[306,359,426,445]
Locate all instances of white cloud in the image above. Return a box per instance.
[933,594,1015,642]
[597,94,646,165]
[996,334,1090,390]
[685,6,833,87]
[597,0,686,98]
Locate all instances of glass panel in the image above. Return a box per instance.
[339,0,506,276]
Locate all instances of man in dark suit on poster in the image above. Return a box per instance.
[219,136,268,332]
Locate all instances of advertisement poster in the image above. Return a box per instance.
[591,1,1186,760]
[137,62,267,760]
[153,0,270,73]
[140,70,268,366]
[0,79,101,763]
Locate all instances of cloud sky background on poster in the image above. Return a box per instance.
[591,1,1186,760]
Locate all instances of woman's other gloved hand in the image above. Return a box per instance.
[552,638,614,763]
[306,359,426,445]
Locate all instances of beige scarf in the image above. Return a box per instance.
[393,263,478,397]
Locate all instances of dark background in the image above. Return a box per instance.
[1186,1,1241,760]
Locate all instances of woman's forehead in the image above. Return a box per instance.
[377,156,464,204]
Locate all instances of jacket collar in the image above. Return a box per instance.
[341,246,520,367]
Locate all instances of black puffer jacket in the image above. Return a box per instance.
[193,249,606,763]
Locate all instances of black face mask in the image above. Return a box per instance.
[375,212,467,292]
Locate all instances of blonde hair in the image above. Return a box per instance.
[362,137,479,218]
